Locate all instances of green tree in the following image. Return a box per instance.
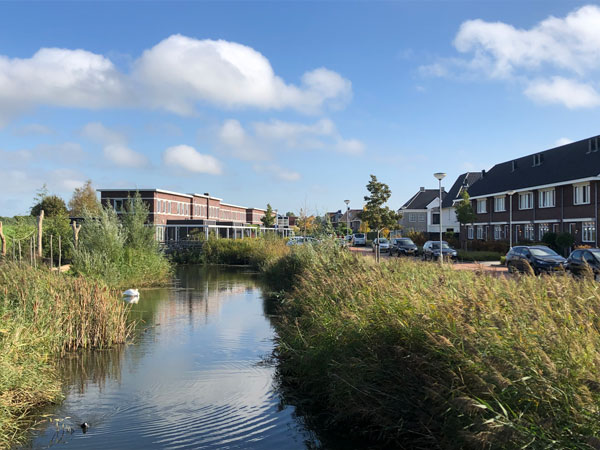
[360,175,399,260]
[31,195,68,218]
[121,192,155,250]
[261,204,276,227]
[314,214,335,237]
[285,211,295,217]
[454,189,477,226]
[69,180,101,216]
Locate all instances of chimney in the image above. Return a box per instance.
[204,192,210,196]
[481,170,486,177]
[419,186,425,192]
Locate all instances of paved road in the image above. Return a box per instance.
[348,246,508,275]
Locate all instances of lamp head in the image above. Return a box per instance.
[344,199,350,205]
[433,172,446,181]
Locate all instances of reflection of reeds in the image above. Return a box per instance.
[0,262,130,448]
[58,346,125,395]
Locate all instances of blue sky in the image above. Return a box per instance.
[1,1,600,216]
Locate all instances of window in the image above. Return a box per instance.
[574,183,590,205]
[494,196,505,212]
[468,226,474,239]
[114,199,123,212]
[418,214,425,222]
[538,189,555,208]
[532,153,543,167]
[524,223,535,241]
[583,222,596,242]
[494,225,503,240]
[519,192,533,210]
[553,223,559,234]
[476,226,483,240]
[432,212,440,225]
[511,160,517,172]
[477,199,487,214]
[538,223,549,240]
[569,223,576,235]
[588,137,599,153]
[409,213,416,222]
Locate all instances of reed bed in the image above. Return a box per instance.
[270,249,600,449]
[0,262,130,449]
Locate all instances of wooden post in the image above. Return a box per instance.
[0,221,6,257]
[37,210,44,258]
[71,220,82,249]
[50,235,53,269]
[18,240,21,262]
[58,235,62,270]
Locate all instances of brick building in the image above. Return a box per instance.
[461,136,600,247]
[98,188,288,242]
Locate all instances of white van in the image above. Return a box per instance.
[352,233,366,246]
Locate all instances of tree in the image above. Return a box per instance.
[314,214,335,237]
[454,190,476,249]
[360,175,400,261]
[31,195,68,218]
[285,211,295,217]
[261,204,276,227]
[69,180,101,216]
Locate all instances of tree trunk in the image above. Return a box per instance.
[37,210,44,258]
[0,221,6,256]
[72,221,82,249]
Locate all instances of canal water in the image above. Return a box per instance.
[25,266,317,449]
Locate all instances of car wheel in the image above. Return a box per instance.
[507,262,515,274]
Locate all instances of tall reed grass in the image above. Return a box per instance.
[270,249,600,449]
[0,262,131,449]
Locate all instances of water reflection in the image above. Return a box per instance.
[25,266,315,450]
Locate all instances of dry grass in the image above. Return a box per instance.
[271,249,600,449]
[0,262,131,449]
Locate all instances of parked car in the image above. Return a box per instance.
[286,236,320,246]
[344,235,353,242]
[422,241,457,261]
[352,233,366,246]
[505,245,567,275]
[389,237,418,257]
[566,248,600,280]
[372,238,390,253]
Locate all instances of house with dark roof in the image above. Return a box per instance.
[398,172,483,238]
[461,135,600,247]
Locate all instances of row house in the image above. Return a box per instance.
[462,136,600,247]
[98,188,286,242]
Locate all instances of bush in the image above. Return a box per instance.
[457,250,502,261]
[406,230,427,246]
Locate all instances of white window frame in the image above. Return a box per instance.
[418,214,425,222]
[477,199,487,214]
[476,226,483,240]
[467,226,473,239]
[583,222,596,242]
[524,223,535,241]
[494,225,502,240]
[538,188,555,208]
[494,196,505,212]
[538,223,549,241]
[519,192,533,210]
[408,213,416,222]
[574,183,591,205]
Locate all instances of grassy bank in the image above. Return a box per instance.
[0,263,131,449]
[267,246,600,449]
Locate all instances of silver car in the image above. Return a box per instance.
[372,238,390,252]
[352,233,366,246]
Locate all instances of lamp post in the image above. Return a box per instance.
[434,173,446,264]
[344,199,350,234]
[507,190,515,249]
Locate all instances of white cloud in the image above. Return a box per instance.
[12,123,55,136]
[422,5,600,109]
[218,118,364,159]
[252,163,301,182]
[81,121,148,167]
[163,145,222,175]
[524,77,600,108]
[133,35,351,115]
[103,144,149,168]
[0,35,352,125]
[555,137,574,147]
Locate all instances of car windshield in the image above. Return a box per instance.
[432,242,450,249]
[529,247,559,257]
[355,234,364,238]
[590,250,600,261]
[379,238,388,243]
[397,239,414,245]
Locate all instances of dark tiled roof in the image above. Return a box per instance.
[441,172,483,208]
[468,136,600,197]
[400,189,445,210]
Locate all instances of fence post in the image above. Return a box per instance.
[50,235,53,269]
[0,221,5,257]
[58,235,62,270]
[37,210,44,258]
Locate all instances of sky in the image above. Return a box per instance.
[2,0,600,216]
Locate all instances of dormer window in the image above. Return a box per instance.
[511,160,517,172]
[532,153,543,167]
[588,137,599,153]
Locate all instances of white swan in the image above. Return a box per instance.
[122,288,140,297]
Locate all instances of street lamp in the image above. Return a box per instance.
[507,190,515,249]
[344,199,350,234]
[434,173,446,264]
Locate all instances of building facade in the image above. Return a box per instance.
[461,136,600,247]
[98,188,288,242]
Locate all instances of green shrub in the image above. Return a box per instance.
[457,250,502,261]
